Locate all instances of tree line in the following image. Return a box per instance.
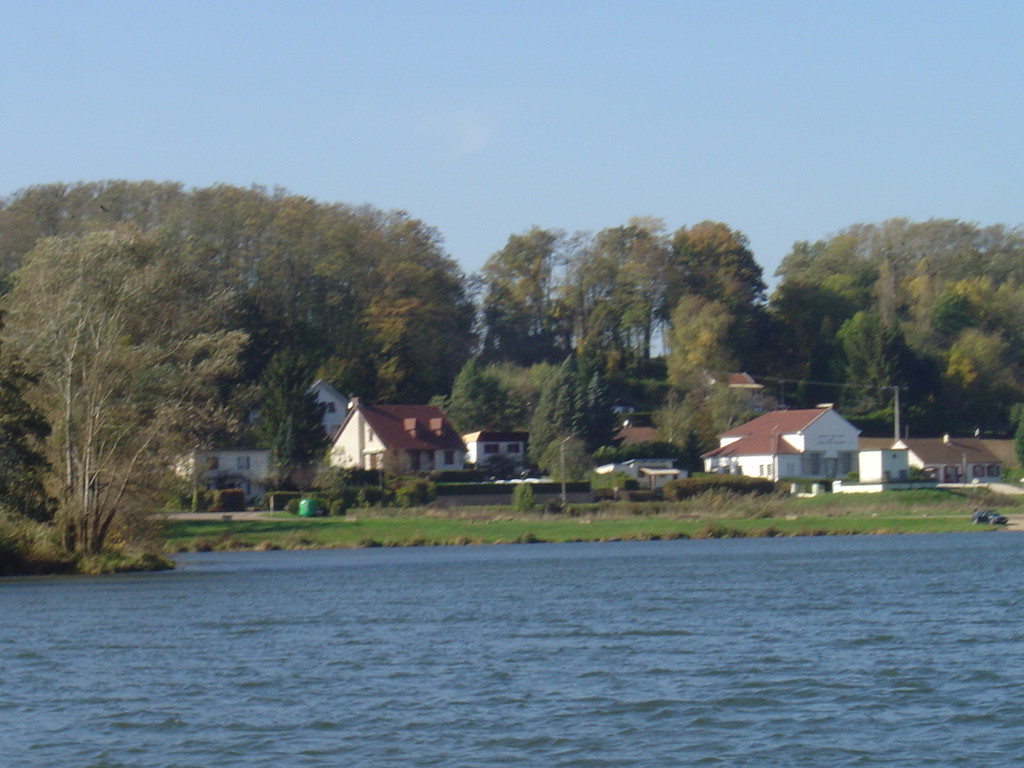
[0,181,1023,559]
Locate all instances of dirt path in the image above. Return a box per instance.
[164,511,275,521]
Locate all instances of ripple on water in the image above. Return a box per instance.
[7,536,1024,768]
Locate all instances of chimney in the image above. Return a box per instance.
[943,434,951,444]
[348,397,360,410]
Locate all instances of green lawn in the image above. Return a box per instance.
[164,495,997,552]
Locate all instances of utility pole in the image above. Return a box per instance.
[559,435,571,506]
[893,385,901,442]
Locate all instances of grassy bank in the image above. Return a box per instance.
[164,489,1008,553]
[0,516,174,576]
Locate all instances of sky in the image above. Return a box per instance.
[2,1,1022,283]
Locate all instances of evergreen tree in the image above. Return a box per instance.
[258,350,327,487]
[441,358,509,432]
[529,358,580,464]
[0,351,52,522]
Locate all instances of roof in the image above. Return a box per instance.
[726,372,764,389]
[718,408,835,440]
[980,439,1019,469]
[462,431,529,443]
[307,379,348,402]
[898,437,1000,466]
[613,424,658,444]
[349,404,466,453]
[702,434,800,459]
[858,437,899,451]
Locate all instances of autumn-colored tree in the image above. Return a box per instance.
[2,229,245,554]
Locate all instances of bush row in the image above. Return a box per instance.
[662,475,780,500]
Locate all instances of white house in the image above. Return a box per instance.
[462,431,528,467]
[702,407,860,480]
[179,448,271,503]
[858,448,910,483]
[329,401,466,472]
[307,380,350,437]
[895,436,1002,483]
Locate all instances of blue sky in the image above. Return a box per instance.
[2,1,1022,283]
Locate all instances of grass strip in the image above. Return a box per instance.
[164,509,992,552]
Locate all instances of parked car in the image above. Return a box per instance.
[972,508,1008,525]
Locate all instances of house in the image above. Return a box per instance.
[179,448,270,503]
[858,448,910,483]
[594,458,685,489]
[702,406,860,480]
[895,435,1002,483]
[307,379,350,437]
[328,400,466,472]
[832,448,918,494]
[462,431,528,468]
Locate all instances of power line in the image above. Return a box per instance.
[748,374,903,439]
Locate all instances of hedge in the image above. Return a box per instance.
[662,475,779,500]
[435,482,590,497]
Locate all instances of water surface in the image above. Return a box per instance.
[3,533,1024,767]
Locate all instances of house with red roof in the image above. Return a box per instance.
[702,406,860,480]
[328,400,466,472]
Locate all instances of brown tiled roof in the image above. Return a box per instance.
[900,437,999,466]
[702,434,800,458]
[718,408,832,439]
[980,439,1018,469]
[726,372,763,389]
[613,425,658,445]
[859,437,899,451]
[357,404,466,452]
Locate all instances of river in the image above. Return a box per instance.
[3,533,1024,767]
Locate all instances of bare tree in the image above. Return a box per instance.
[2,228,245,554]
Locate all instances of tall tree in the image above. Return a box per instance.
[2,229,245,554]
[257,349,327,488]
[0,345,52,522]
[438,357,510,433]
[478,227,565,365]
[665,295,734,393]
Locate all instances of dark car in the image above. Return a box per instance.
[972,508,1008,525]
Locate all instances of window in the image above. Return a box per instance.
[237,456,250,470]
[507,443,521,454]
[444,450,455,465]
[207,456,219,470]
[326,403,336,413]
[483,443,499,454]
[808,453,821,476]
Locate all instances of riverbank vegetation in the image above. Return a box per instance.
[3,181,1024,573]
[164,489,1013,553]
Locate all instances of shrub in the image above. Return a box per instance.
[210,488,246,512]
[267,491,303,511]
[618,490,658,503]
[357,486,390,507]
[663,475,779,500]
[512,483,535,512]
[190,490,214,513]
[590,472,639,491]
[429,469,487,483]
[395,478,436,507]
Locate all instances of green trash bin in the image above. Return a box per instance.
[298,498,315,517]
